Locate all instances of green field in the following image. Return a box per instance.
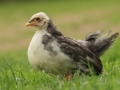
[0,1,120,90]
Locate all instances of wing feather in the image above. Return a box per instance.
[56,36,103,75]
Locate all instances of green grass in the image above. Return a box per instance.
[0,44,120,90]
[0,1,120,90]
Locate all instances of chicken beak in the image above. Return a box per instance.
[25,21,37,27]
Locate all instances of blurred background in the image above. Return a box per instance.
[0,0,120,55]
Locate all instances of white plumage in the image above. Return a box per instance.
[28,29,75,75]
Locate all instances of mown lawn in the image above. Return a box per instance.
[0,1,120,90]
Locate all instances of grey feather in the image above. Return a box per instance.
[54,35,102,75]
[46,20,119,75]
[42,34,58,56]
[85,30,119,57]
[85,30,103,43]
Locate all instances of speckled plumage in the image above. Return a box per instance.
[26,12,119,77]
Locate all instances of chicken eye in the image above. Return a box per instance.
[36,17,40,21]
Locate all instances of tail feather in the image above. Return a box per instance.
[85,30,102,42]
[108,32,119,41]
[85,30,119,57]
[96,30,111,43]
